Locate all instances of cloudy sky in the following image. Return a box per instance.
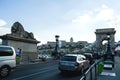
[0,0,120,44]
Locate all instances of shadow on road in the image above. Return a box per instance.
[59,71,82,78]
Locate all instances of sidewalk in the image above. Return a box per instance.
[16,58,56,66]
[97,56,120,80]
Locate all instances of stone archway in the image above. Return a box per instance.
[94,28,116,53]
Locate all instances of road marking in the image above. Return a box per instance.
[101,72,116,76]
[104,64,112,68]
[13,65,57,80]
[13,64,57,72]
[13,68,57,80]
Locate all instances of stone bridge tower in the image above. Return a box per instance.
[94,28,116,53]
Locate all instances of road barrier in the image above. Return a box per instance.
[80,60,101,80]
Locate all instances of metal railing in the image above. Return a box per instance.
[80,60,100,80]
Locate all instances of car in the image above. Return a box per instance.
[0,45,16,77]
[58,54,89,73]
[83,53,94,64]
[93,52,101,59]
[38,54,53,61]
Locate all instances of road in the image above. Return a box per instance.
[3,60,82,80]
[97,56,120,80]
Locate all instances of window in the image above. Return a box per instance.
[61,56,76,61]
[78,57,83,61]
[0,47,13,56]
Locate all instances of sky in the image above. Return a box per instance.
[0,0,120,45]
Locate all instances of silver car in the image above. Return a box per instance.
[0,46,16,77]
[59,54,89,73]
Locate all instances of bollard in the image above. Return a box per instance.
[98,62,103,74]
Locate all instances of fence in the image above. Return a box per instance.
[80,60,101,80]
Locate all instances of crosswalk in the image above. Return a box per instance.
[99,57,118,77]
[97,56,120,80]
[100,72,116,76]
[104,64,112,69]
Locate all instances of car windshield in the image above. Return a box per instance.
[61,56,76,61]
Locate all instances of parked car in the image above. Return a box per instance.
[38,54,53,61]
[0,45,16,77]
[83,53,94,64]
[58,54,89,73]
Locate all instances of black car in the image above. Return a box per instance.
[83,53,94,64]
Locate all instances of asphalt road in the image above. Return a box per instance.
[97,56,120,80]
[2,60,82,80]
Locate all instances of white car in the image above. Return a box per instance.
[59,54,89,73]
[0,45,16,77]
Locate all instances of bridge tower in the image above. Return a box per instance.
[94,28,116,54]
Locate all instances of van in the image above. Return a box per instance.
[0,45,16,77]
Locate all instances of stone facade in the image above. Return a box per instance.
[0,22,40,61]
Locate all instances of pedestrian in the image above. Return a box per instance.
[19,48,22,57]
[16,48,20,57]
[16,48,20,64]
[19,48,22,61]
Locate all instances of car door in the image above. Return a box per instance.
[82,58,89,69]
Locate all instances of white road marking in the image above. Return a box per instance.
[104,64,112,68]
[13,65,57,80]
[101,72,116,76]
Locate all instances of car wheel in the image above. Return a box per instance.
[60,70,66,73]
[0,66,11,77]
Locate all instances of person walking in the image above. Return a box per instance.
[16,48,21,64]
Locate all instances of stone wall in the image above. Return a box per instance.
[0,22,40,62]
[7,40,38,61]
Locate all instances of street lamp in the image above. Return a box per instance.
[54,35,59,59]
[104,35,114,61]
[106,35,112,55]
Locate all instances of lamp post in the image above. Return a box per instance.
[54,35,59,59]
[104,35,114,61]
[106,36,112,54]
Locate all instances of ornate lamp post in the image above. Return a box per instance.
[104,35,114,62]
[54,35,59,59]
[106,36,112,55]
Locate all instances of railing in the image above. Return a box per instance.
[80,60,100,80]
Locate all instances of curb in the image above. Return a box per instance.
[16,59,57,67]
